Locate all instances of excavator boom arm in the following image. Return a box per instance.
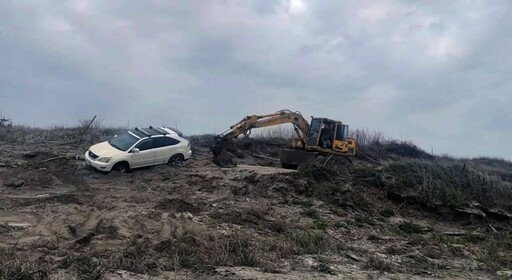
[219,110,310,143]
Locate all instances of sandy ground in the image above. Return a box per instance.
[0,140,499,279]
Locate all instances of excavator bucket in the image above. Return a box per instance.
[211,138,237,167]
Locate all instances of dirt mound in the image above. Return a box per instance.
[211,138,241,167]
[0,224,12,234]
[2,178,25,188]
[20,170,55,186]
[23,151,59,161]
[0,130,509,279]
[212,150,237,167]
[211,138,287,168]
[155,198,201,214]
[95,219,119,236]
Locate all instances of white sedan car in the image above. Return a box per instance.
[84,126,192,172]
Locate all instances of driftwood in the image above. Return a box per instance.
[79,115,97,137]
[345,252,367,262]
[323,154,334,166]
[442,231,485,239]
[356,150,383,165]
[40,155,77,163]
[252,154,279,161]
[442,231,466,236]
[489,224,498,233]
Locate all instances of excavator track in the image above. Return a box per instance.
[279,148,316,169]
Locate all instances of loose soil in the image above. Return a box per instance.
[0,139,505,279]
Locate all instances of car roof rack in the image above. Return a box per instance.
[135,127,151,137]
[164,127,183,137]
[149,126,167,135]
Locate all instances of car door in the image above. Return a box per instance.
[153,136,180,164]
[131,139,155,168]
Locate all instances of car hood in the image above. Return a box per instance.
[89,141,125,158]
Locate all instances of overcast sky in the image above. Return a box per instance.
[1,0,511,159]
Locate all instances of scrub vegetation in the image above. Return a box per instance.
[0,117,511,279]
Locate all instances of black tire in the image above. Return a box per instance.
[168,154,184,166]
[112,162,129,173]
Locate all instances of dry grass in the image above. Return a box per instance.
[133,222,262,271]
[289,229,342,254]
[434,230,512,271]
[0,222,264,278]
[0,113,125,144]
[468,157,512,181]
[0,215,352,277]
[0,248,49,280]
[188,134,217,148]
[478,232,512,271]
[59,254,106,280]
[295,149,512,221]
[381,159,512,210]
[3,118,512,278]
[77,117,105,132]
[0,122,124,144]
[209,129,512,221]
[350,129,387,146]
[0,115,12,127]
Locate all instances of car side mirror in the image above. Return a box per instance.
[131,148,140,153]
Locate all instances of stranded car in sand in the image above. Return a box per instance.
[84,126,191,172]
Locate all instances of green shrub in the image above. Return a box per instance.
[353,214,376,227]
[313,218,329,230]
[313,262,336,275]
[297,164,339,182]
[379,208,395,218]
[383,160,512,210]
[301,208,319,219]
[397,221,424,234]
[289,229,341,254]
[0,248,49,280]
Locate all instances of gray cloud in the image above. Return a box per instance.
[1,0,511,159]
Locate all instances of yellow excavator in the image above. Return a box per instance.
[212,109,356,168]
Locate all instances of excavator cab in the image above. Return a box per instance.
[332,122,356,155]
[305,118,356,156]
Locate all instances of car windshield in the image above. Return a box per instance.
[108,132,139,151]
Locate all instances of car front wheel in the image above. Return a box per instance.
[112,162,129,173]
[168,154,184,166]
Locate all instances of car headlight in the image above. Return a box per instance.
[98,157,112,163]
